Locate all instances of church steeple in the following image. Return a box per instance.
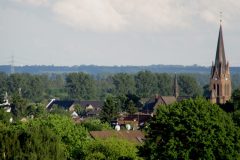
[173,74,179,98]
[210,24,231,104]
[214,25,227,75]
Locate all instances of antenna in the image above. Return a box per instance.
[10,55,15,74]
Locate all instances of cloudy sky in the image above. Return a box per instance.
[0,0,240,66]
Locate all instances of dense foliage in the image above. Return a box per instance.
[0,118,66,160]
[80,138,139,160]
[0,71,212,102]
[140,98,240,159]
[66,73,96,100]
[81,118,112,131]
[100,95,120,123]
[2,93,240,159]
[0,111,140,160]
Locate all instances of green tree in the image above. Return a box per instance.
[112,73,136,95]
[0,72,8,95]
[74,104,86,116]
[10,94,28,119]
[156,73,173,96]
[232,110,240,127]
[24,75,45,102]
[203,84,210,98]
[25,103,47,118]
[81,118,112,131]
[50,104,70,116]
[65,72,96,100]
[0,123,65,160]
[140,98,240,160]
[6,74,48,102]
[27,114,89,159]
[232,89,240,110]
[0,93,5,104]
[47,74,67,100]
[100,95,120,123]
[81,138,139,160]
[7,73,28,96]
[135,71,158,98]
[127,100,138,115]
[0,109,11,124]
[95,75,115,100]
[178,74,203,97]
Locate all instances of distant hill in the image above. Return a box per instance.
[0,64,239,75]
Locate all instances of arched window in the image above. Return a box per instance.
[217,84,220,97]
[227,84,229,96]
[225,84,227,96]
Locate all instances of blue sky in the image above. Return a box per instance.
[0,0,240,66]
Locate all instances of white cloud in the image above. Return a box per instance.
[52,0,194,32]
[13,0,240,32]
[14,0,48,6]
[52,0,127,32]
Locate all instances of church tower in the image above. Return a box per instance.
[173,74,179,98]
[210,24,231,104]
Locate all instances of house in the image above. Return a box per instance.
[142,95,177,114]
[46,99,103,117]
[80,101,103,117]
[117,113,152,130]
[142,74,192,114]
[89,130,145,144]
[46,99,75,111]
[0,92,11,112]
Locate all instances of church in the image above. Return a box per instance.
[209,24,232,104]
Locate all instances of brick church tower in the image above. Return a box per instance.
[210,24,232,104]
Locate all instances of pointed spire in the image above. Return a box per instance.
[173,74,179,98]
[214,24,227,74]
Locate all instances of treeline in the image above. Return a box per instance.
[1,64,240,75]
[1,71,240,102]
[0,64,211,74]
[0,72,202,102]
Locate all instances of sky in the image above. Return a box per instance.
[0,0,240,66]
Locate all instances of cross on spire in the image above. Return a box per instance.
[220,11,223,24]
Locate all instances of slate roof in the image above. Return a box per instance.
[86,109,101,116]
[46,99,104,110]
[142,96,177,113]
[79,101,104,108]
[177,96,192,102]
[160,96,177,105]
[46,100,75,110]
[142,95,192,114]
[89,130,145,144]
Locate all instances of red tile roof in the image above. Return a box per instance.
[89,130,145,144]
